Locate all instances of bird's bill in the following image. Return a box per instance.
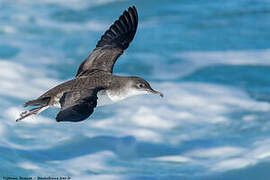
[149,89,164,97]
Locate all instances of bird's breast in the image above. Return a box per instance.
[96,90,115,107]
[96,89,131,107]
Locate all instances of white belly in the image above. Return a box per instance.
[96,88,147,107]
[96,90,115,107]
[53,90,129,108]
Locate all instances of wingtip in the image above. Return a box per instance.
[128,6,136,11]
[130,5,136,10]
[96,5,139,50]
[128,6,138,16]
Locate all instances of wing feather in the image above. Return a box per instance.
[76,6,138,77]
[56,88,100,122]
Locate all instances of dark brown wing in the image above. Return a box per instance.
[76,6,138,77]
[56,88,100,122]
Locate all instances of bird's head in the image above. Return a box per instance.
[127,77,163,98]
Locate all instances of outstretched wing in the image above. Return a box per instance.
[76,6,138,77]
[56,88,100,122]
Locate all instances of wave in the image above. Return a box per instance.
[6,0,122,10]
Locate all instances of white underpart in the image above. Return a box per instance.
[48,89,147,108]
[96,90,114,107]
[52,92,64,108]
[97,88,148,107]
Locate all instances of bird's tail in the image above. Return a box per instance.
[23,97,50,107]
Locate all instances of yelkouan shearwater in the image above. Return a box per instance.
[16,6,163,122]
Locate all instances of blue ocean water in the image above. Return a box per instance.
[1,0,270,179]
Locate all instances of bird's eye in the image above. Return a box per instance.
[138,83,144,88]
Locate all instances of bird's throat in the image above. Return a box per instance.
[96,88,146,107]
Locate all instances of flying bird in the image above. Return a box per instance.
[16,6,163,122]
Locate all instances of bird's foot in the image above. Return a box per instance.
[16,106,49,122]
[16,110,31,122]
